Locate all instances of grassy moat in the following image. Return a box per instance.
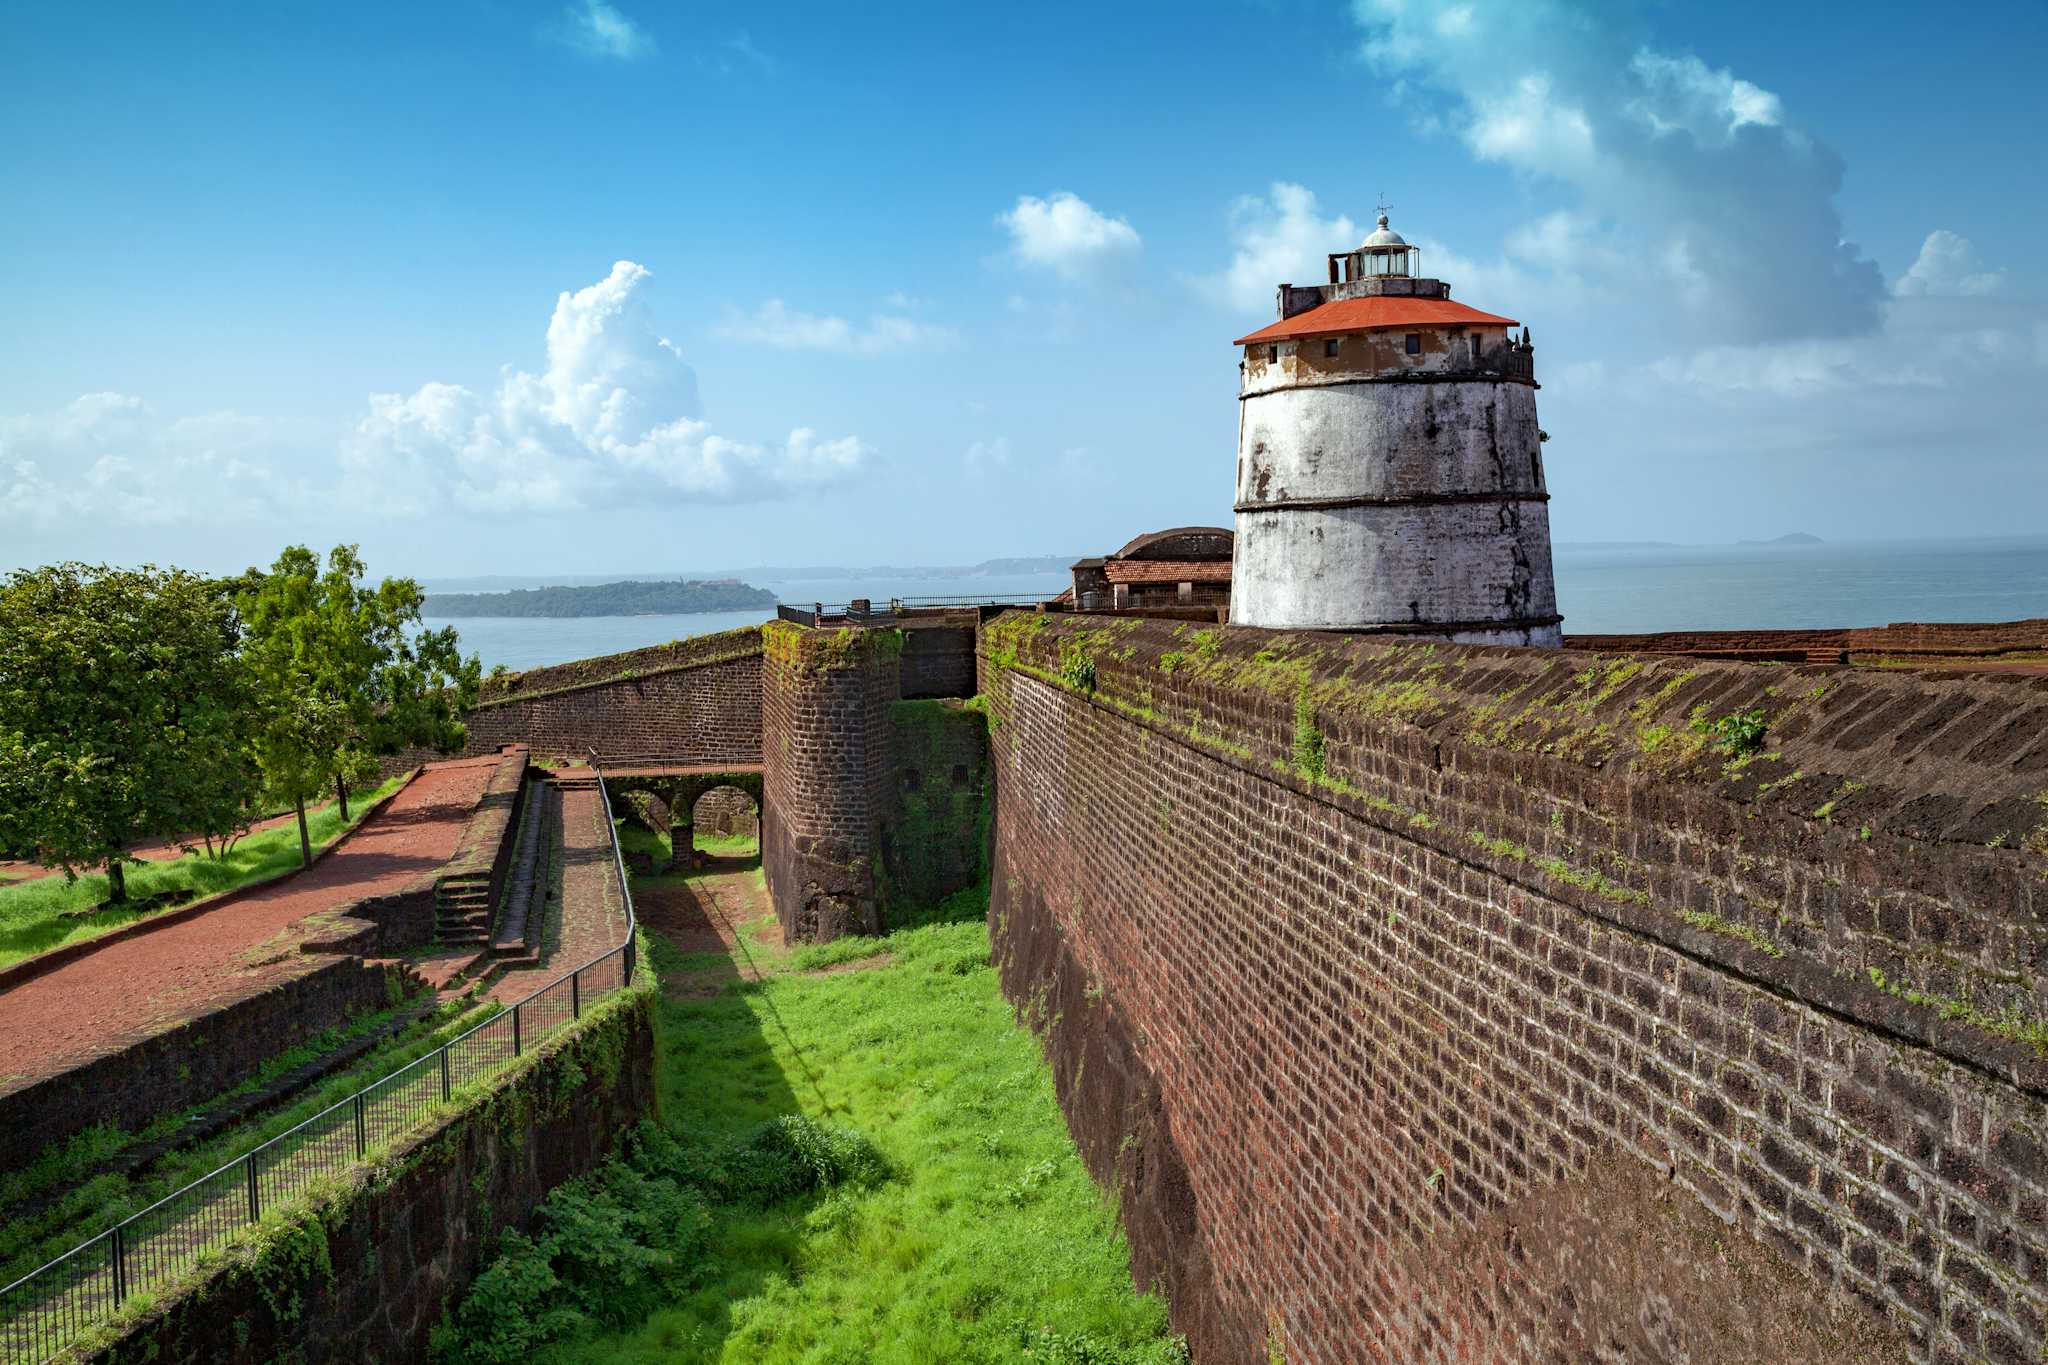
[435,827,1184,1365]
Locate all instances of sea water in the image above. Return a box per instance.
[429,538,2048,672]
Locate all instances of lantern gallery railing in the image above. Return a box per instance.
[0,753,640,1365]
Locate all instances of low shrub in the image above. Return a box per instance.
[433,1116,882,1364]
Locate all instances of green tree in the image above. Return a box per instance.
[239,545,481,865]
[0,564,257,901]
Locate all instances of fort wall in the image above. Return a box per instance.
[75,988,657,1365]
[760,623,989,941]
[0,955,396,1174]
[760,624,898,941]
[1569,618,2048,664]
[377,628,764,776]
[980,612,2048,1364]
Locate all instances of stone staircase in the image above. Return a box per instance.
[433,871,493,946]
[488,779,553,970]
[427,765,592,984]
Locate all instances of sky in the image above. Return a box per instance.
[2,0,2043,578]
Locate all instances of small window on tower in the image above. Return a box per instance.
[1324,339,1340,358]
[1404,333,1421,355]
[1268,345,1280,363]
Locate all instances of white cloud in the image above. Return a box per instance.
[0,394,305,529]
[1895,229,2006,298]
[1201,182,1361,315]
[963,437,1011,471]
[556,0,653,60]
[716,300,956,354]
[1000,192,1142,280]
[4,262,869,530]
[1628,52,1783,138]
[346,261,869,509]
[1351,0,1884,341]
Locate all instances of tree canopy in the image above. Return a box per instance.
[0,563,257,899]
[239,545,481,864]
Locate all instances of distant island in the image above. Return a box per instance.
[419,554,1082,595]
[424,579,778,618]
[1739,532,1825,546]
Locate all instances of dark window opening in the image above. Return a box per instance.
[1268,345,1280,362]
[1404,333,1421,355]
[951,764,971,787]
[902,769,921,792]
[1323,338,1340,358]
[1531,451,1543,482]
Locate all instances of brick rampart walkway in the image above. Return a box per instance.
[489,780,627,1003]
[0,756,500,1097]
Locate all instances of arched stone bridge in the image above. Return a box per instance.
[596,761,763,869]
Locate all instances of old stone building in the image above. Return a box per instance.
[1230,212,1562,646]
[1062,527,1233,615]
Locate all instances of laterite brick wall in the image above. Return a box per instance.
[760,624,897,941]
[760,625,990,940]
[378,629,764,775]
[1569,617,2048,661]
[0,957,393,1171]
[466,658,760,763]
[877,698,989,912]
[82,991,657,1365]
[982,612,2048,1365]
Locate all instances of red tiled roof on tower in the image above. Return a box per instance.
[1233,295,1518,346]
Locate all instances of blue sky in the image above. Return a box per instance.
[3,0,2042,576]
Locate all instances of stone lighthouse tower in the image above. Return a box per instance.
[1229,212,1562,647]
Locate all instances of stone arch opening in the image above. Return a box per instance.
[690,783,760,848]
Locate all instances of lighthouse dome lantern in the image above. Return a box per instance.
[1359,212,1418,278]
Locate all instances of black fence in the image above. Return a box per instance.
[0,753,640,1365]
[774,594,1049,627]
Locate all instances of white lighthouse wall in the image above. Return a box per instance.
[1236,381,1544,506]
[1230,499,1559,641]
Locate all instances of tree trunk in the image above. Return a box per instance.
[295,797,312,868]
[335,774,350,823]
[106,857,127,903]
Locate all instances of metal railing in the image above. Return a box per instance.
[0,753,639,1365]
[775,593,1048,627]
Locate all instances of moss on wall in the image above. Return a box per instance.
[876,699,991,920]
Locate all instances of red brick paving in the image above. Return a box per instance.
[0,756,500,1096]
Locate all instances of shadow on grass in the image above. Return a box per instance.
[580,851,841,1361]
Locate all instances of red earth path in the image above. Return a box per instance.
[0,756,500,1098]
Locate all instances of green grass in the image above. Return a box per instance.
[460,875,1183,1365]
[0,778,403,969]
[693,830,760,858]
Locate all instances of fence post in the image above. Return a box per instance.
[245,1153,260,1223]
[111,1225,127,1308]
[354,1093,367,1158]
[512,1002,522,1057]
[441,1044,452,1101]
[572,969,581,1019]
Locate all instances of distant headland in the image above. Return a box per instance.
[423,579,777,618]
